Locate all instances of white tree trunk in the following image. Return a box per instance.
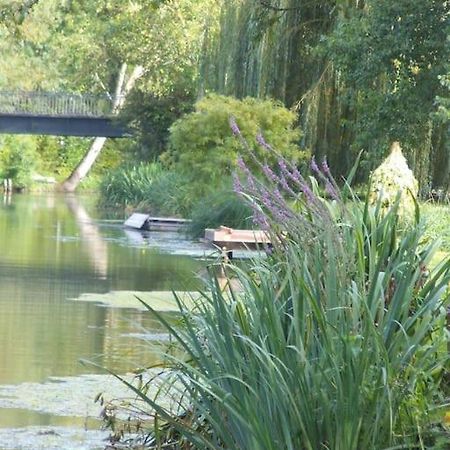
[60,64,144,192]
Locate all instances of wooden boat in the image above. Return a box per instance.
[124,213,191,232]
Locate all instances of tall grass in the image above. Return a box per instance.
[99,163,164,207]
[99,163,191,217]
[187,189,254,238]
[107,145,450,449]
[421,202,450,254]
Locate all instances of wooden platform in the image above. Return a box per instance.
[124,213,191,232]
[204,226,271,250]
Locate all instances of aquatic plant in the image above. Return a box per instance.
[106,131,450,449]
[99,162,191,216]
[99,162,165,207]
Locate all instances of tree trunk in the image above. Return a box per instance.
[60,64,144,192]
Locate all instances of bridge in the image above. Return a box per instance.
[0,91,129,137]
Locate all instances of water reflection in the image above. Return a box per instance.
[0,193,201,444]
[64,195,109,279]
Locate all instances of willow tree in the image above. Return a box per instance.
[329,0,449,187]
[202,0,449,187]
[201,0,362,178]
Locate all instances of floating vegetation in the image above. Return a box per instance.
[71,290,203,311]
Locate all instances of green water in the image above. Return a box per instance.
[0,193,202,449]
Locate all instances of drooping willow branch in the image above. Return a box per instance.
[258,0,307,12]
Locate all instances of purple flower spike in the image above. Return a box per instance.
[301,181,316,206]
[322,157,331,176]
[325,180,339,200]
[310,157,320,174]
[252,210,269,230]
[256,132,272,152]
[262,164,279,183]
[229,117,241,136]
[256,133,265,146]
[236,156,248,173]
[232,173,242,194]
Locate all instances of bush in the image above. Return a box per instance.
[99,162,192,217]
[137,169,192,218]
[0,135,36,189]
[107,147,450,448]
[163,94,308,198]
[187,188,254,238]
[99,163,165,208]
[121,88,195,161]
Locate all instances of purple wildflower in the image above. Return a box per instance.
[279,174,296,197]
[246,173,257,195]
[310,157,320,174]
[236,156,249,173]
[260,188,273,210]
[300,180,316,206]
[229,117,241,136]
[292,167,303,185]
[273,188,283,203]
[325,180,339,200]
[262,164,279,184]
[321,156,340,196]
[232,173,242,194]
[256,132,272,152]
[252,210,269,230]
[321,157,331,177]
[278,158,288,173]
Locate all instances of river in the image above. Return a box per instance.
[0,193,205,449]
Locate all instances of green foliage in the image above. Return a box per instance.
[99,163,166,208]
[422,203,450,254]
[329,0,448,150]
[104,134,450,447]
[0,135,36,189]
[187,189,253,238]
[164,94,306,197]
[99,163,191,217]
[119,174,450,449]
[121,88,195,161]
[137,170,192,218]
[200,0,449,187]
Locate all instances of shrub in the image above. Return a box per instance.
[121,88,195,161]
[163,94,308,198]
[99,162,192,217]
[137,169,192,218]
[99,163,165,208]
[187,188,254,238]
[0,135,36,189]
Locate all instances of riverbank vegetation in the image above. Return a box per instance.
[0,0,448,239]
[0,0,448,192]
[0,2,449,447]
[103,146,450,448]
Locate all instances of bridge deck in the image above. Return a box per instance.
[0,114,128,137]
[0,91,128,137]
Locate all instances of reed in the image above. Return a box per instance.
[109,148,450,449]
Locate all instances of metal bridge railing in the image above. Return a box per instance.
[0,91,119,117]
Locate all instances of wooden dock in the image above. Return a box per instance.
[124,213,191,232]
[204,226,271,250]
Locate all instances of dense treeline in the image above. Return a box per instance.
[0,0,448,190]
[198,0,449,188]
